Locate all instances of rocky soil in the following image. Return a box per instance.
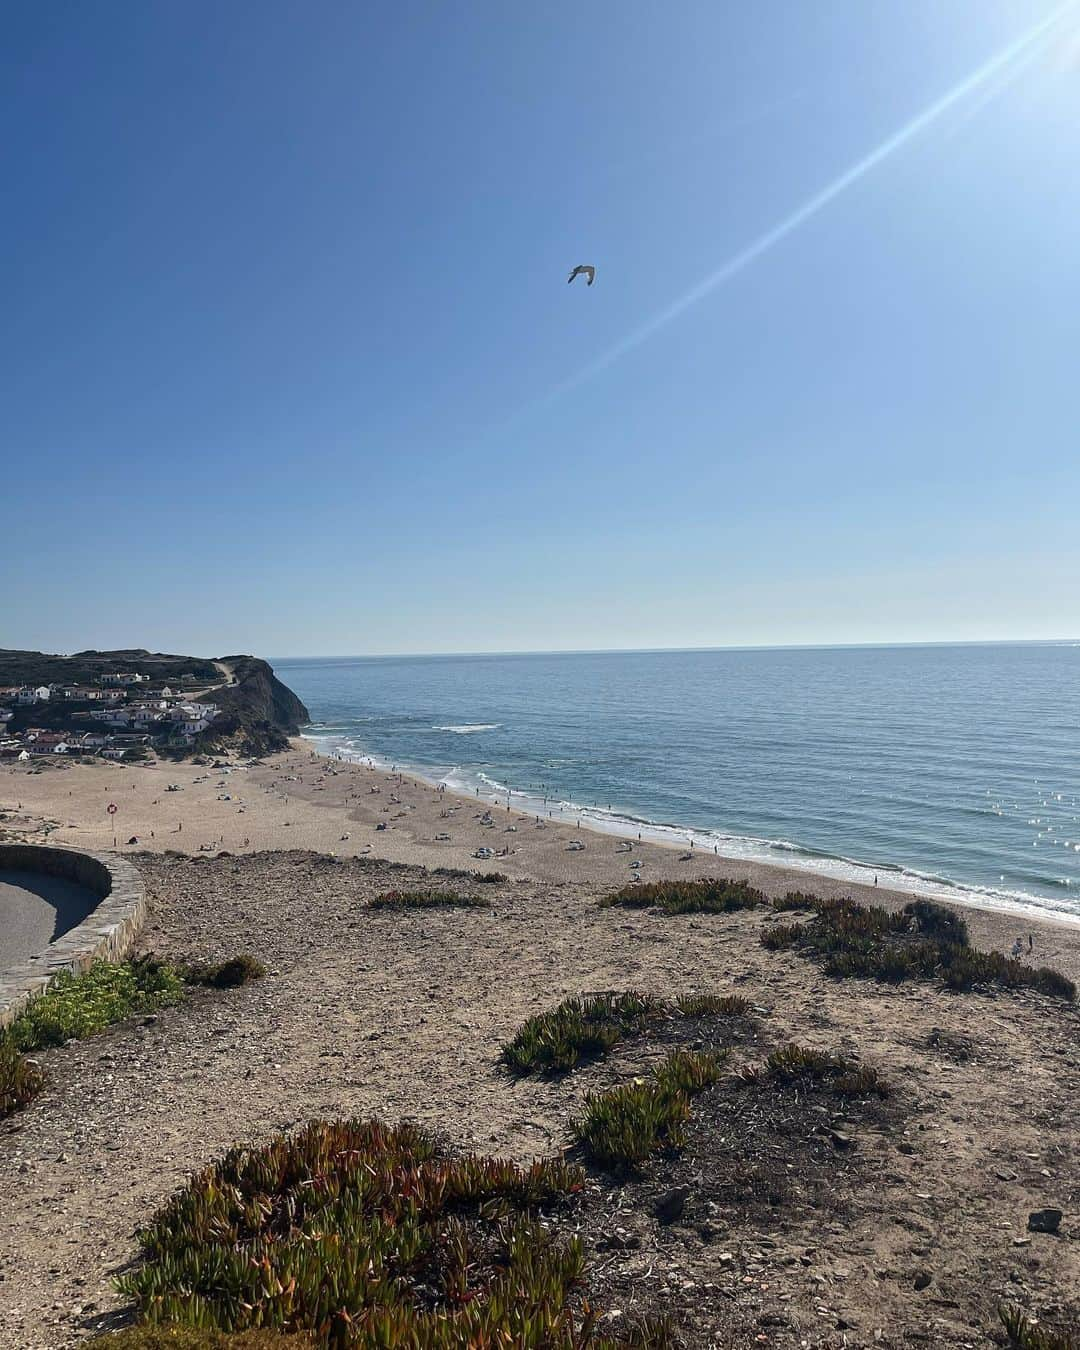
[0,850,1077,1348]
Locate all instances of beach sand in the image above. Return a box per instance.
[1,749,1078,1346]
[3,742,1078,971]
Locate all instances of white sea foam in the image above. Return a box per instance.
[432,724,501,734]
[302,729,1080,927]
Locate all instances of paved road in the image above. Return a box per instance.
[0,871,99,975]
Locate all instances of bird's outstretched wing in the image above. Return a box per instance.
[567,264,596,285]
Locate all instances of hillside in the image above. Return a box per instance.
[0,649,309,758]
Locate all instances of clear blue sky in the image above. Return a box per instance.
[4,1,1078,656]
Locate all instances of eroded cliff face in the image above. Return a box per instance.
[195,657,310,756]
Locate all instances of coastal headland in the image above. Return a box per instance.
[1,745,1077,1346]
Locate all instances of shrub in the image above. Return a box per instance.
[674,993,751,1018]
[0,1040,45,1120]
[759,896,1076,1003]
[1000,1305,1078,1350]
[501,992,662,1075]
[116,1118,666,1347]
[742,1043,889,1098]
[760,923,803,950]
[6,958,185,1052]
[771,891,820,912]
[902,899,970,946]
[573,1050,725,1171]
[600,878,765,915]
[183,955,266,989]
[367,889,490,910]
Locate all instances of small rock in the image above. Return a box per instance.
[829,1129,854,1150]
[654,1186,690,1225]
[1027,1208,1063,1234]
[913,1271,932,1291]
[898,1141,915,1155]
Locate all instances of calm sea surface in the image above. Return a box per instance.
[276,644,1080,921]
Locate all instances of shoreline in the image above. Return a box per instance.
[300,731,1080,932]
[2,743,1078,974]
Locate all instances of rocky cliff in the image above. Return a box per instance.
[196,656,310,756]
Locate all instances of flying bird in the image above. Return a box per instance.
[567,264,596,286]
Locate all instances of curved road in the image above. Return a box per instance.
[0,871,99,974]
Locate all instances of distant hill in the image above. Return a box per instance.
[0,649,310,757]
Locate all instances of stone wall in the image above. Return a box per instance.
[0,845,146,1031]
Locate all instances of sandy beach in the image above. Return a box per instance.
[3,742,1079,973]
[1,748,1078,1347]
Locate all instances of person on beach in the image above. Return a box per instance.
[1011,937,1024,959]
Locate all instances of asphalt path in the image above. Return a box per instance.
[0,870,99,975]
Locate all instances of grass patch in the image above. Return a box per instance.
[600,878,765,915]
[0,1040,45,1120]
[116,1118,668,1347]
[573,1049,725,1171]
[502,992,662,1075]
[182,955,266,989]
[740,1043,889,1098]
[367,888,490,910]
[5,958,185,1053]
[760,896,1076,1002]
[1000,1306,1079,1350]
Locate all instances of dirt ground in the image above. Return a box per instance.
[1,849,1077,1348]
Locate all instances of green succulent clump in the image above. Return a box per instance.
[573,1049,725,1171]
[117,1118,669,1347]
[599,878,766,915]
[740,1042,889,1098]
[673,992,751,1018]
[93,1330,313,1348]
[501,992,662,1075]
[759,896,1076,1003]
[5,958,185,1053]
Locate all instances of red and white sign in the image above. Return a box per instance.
[107,802,118,815]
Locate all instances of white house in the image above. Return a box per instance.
[102,672,147,687]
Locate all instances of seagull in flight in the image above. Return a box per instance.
[567,264,596,286]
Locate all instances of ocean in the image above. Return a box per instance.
[276,643,1080,922]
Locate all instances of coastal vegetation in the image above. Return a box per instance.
[572,1049,725,1170]
[501,992,662,1074]
[760,896,1077,1001]
[1000,1305,1079,1350]
[95,1331,312,1348]
[181,954,266,988]
[4,957,185,1052]
[367,888,490,910]
[599,877,765,915]
[116,1118,671,1347]
[0,952,265,1120]
[432,866,509,884]
[0,1039,45,1119]
[501,990,756,1075]
[739,1042,890,1098]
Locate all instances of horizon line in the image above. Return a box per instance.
[271,637,1080,662]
